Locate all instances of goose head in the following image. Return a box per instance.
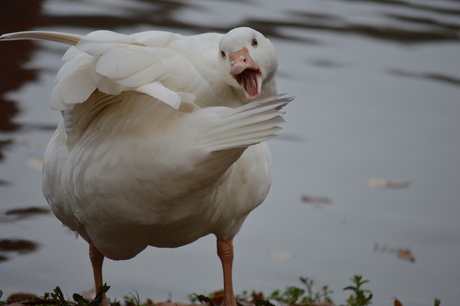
[219,27,278,101]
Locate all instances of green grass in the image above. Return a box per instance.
[0,275,440,306]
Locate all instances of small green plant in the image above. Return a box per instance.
[123,290,143,306]
[300,277,334,304]
[341,275,373,306]
[0,285,110,306]
[1,276,441,306]
[235,290,251,302]
[253,300,276,306]
[269,286,306,304]
[50,286,71,306]
[267,277,333,305]
[268,277,333,305]
[73,284,110,306]
[188,293,198,304]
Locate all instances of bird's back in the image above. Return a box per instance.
[4,28,286,260]
[43,89,284,260]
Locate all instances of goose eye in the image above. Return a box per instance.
[251,38,258,47]
[220,50,226,59]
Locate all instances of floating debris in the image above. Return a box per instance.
[269,250,295,262]
[26,156,43,170]
[397,249,416,262]
[366,178,411,189]
[300,195,332,208]
[374,243,416,262]
[393,298,403,306]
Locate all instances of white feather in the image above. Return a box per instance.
[50,52,97,110]
[135,82,182,109]
[1,27,290,305]
[0,30,82,45]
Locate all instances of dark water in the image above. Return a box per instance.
[1,1,459,305]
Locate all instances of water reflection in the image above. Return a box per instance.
[0,207,48,262]
[0,239,39,263]
[350,0,460,16]
[0,0,45,165]
[387,68,460,87]
[43,0,211,32]
[0,0,459,304]
[1,206,50,223]
[0,2,46,265]
[285,11,458,43]
[39,0,460,44]
[0,140,13,163]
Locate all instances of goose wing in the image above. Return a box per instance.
[1,30,225,110]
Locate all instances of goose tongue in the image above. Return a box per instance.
[242,69,258,97]
[238,68,262,100]
[229,47,262,101]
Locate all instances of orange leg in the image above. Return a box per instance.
[89,241,109,306]
[217,238,237,306]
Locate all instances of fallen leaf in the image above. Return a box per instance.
[252,292,264,301]
[397,249,416,262]
[308,302,335,306]
[7,293,38,303]
[194,292,222,306]
[374,243,416,263]
[393,298,403,306]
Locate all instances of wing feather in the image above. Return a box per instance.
[131,31,177,47]
[95,47,160,80]
[197,95,293,151]
[135,82,182,109]
[50,52,97,110]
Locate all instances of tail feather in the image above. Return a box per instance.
[0,31,82,46]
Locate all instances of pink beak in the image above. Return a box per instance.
[229,47,262,101]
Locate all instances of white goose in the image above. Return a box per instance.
[1,27,291,306]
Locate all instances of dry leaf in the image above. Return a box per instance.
[393,298,403,306]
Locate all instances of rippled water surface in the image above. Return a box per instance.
[1,1,459,306]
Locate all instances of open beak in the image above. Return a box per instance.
[229,47,262,101]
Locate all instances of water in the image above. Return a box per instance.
[1,1,459,305]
